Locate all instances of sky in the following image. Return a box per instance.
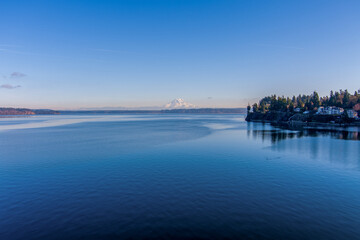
[0,0,359,109]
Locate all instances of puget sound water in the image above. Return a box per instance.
[1,114,360,240]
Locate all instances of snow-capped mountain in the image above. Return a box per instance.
[164,98,196,109]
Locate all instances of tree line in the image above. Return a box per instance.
[249,89,360,113]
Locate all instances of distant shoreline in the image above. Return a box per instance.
[60,108,247,114]
[0,108,60,115]
[0,107,247,115]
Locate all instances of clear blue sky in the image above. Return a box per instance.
[1,0,359,109]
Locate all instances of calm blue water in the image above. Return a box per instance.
[1,114,360,240]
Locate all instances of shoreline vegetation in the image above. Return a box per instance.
[246,89,360,131]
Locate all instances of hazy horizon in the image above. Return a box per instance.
[1,0,359,109]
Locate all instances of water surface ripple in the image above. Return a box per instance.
[1,114,360,240]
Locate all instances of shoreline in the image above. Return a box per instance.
[246,112,360,132]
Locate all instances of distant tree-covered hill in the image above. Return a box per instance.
[0,108,35,115]
[0,108,60,115]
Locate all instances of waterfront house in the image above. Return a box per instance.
[316,107,325,114]
[331,107,344,115]
[316,106,344,115]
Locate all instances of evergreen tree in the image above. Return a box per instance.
[254,89,360,113]
[343,89,350,107]
[252,103,258,112]
[311,91,320,109]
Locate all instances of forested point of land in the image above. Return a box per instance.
[249,89,360,113]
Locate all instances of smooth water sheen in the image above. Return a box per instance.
[1,114,360,240]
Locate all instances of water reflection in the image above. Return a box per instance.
[246,123,360,169]
[248,129,360,144]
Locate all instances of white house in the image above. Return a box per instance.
[316,107,325,114]
[331,107,344,115]
[316,106,344,115]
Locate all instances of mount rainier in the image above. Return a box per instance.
[164,98,196,109]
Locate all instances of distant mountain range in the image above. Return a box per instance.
[59,98,246,114]
[76,98,196,111]
[0,107,246,115]
[0,98,246,115]
[60,108,246,114]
